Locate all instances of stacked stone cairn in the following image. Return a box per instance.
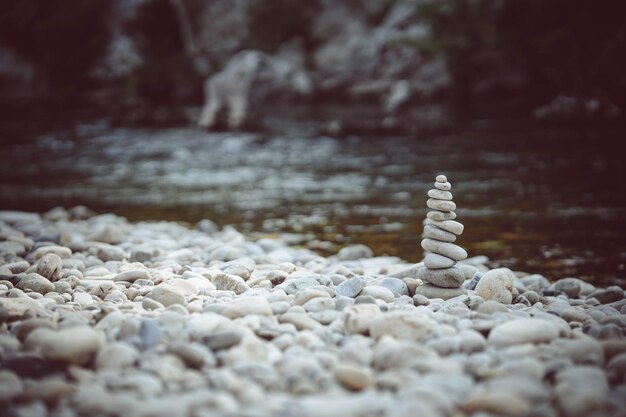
[415,174,468,300]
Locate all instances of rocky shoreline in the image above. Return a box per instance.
[1,208,626,417]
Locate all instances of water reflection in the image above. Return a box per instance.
[2,120,625,286]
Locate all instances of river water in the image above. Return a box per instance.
[2,115,625,286]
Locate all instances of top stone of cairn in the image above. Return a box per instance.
[436,174,447,183]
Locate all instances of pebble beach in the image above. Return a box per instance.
[1,207,626,417]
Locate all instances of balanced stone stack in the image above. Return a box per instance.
[415,174,468,299]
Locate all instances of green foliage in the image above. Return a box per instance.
[0,0,113,96]
[246,0,321,53]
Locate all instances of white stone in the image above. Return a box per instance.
[95,342,139,369]
[148,283,187,307]
[488,319,559,346]
[424,219,464,235]
[210,272,250,294]
[423,225,456,243]
[427,210,456,221]
[17,273,55,295]
[344,304,381,335]
[73,292,95,307]
[35,253,62,280]
[427,189,452,200]
[421,239,467,261]
[26,326,104,365]
[427,198,456,212]
[434,181,451,191]
[436,175,447,182]
[222,297,272,318]
[33,246,72,260]
[334,363,374,390]
[361,285,395,302]
[414,283,467,300]
[368,311,435,342]
[294,288,331,306]
[113,269,150,282]
[416,266,464,287]
[474,268,515,303]
[463,391,530,417]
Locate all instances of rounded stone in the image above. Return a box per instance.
[555,366,608,417]
[380,277,409,297]
[338,244,373,261]
[427,189,453,200]
[424,219,464,235]
[474,268,515,304]
[211,273,250,294]
[414,283,467,300]
[334,363,374,390]
[148,283,187,307]
[335,276,366,298]
[436,174,447,183]
[488,319,559,346]
[16,273,55,295]
[222,297,272,318]
[463,392,530,417]
[416,266,465,288]
[95,342,139,369]
[26,326,104,365]
[421,239,467,261]
[35,253,62,281]
[434,181,451,191]
[477,300,509,314]
[344,304,381,334]
[427,210,457,221]
[142,298,164,310]
[360,285,395,303]
[0,370,23,401]
[113,269,151,283]
[368,311,435,342]
[427,198,456,212]
[423,225,456,243]
[294,288,331,306]
[33,246,72,261]
[555,278,582,298]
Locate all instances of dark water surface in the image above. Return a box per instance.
[2,117,625,286]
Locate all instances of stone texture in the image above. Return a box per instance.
[422,225,456,243]
[475,267,515,303]
[488,319,560,346]
[415,266,465,288]
[427,198,456,212]
[421,239,467,261]
[424,219,464,235]
[427,210,456,221]
[368,311,434,342]
[26,326,104,365]
[148,283,187,307]
[222,297,272,318]
[434,181,451,191]
[16,273,55,295]
[427,189,452,200]
[334,363,374,390]
[35,253,62,280]
[414,284,467,300]
[211,272,251,294]
[335,276,366,298]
